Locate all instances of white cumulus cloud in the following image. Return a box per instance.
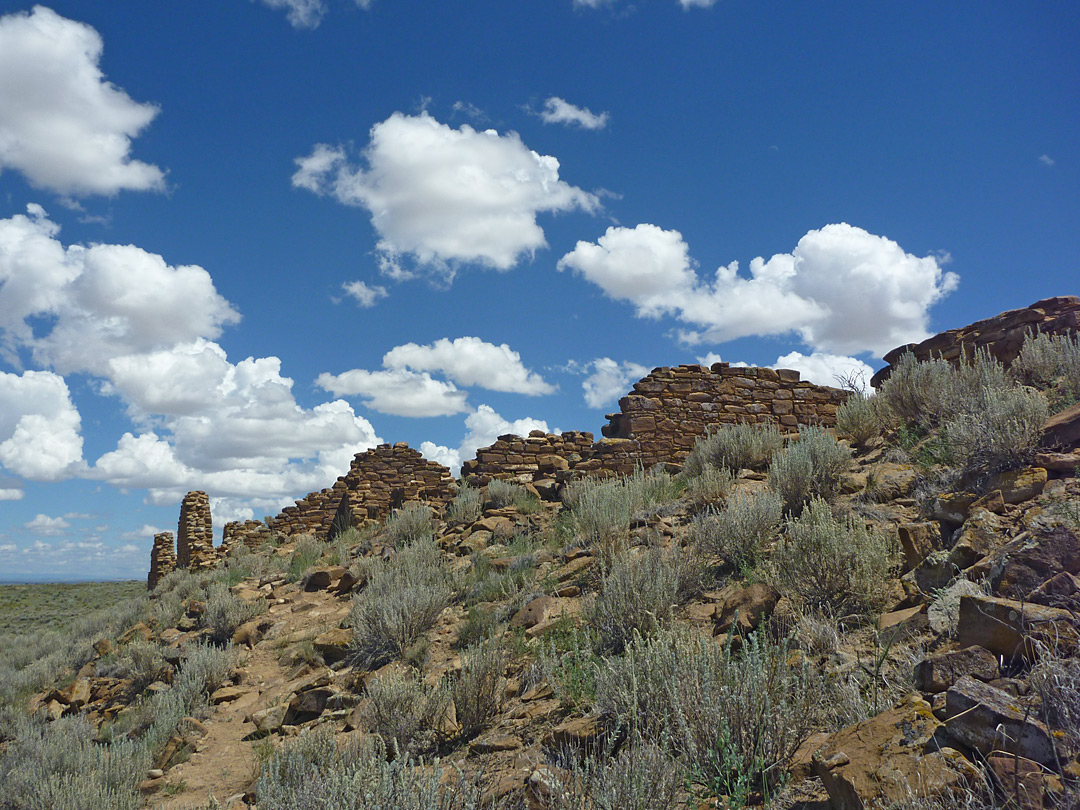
[771,351,874,393]
[0,489,23,500]
[0,7,165,197]
[293,112,598,278]
[578,357,649,408]
[0,206,240,374]
[316,368,469,417]
[539,97,610,130]
[341,280,388,308]
[0,370,84,481]
[24,513,70,536]
[558,222,958,357]
[382,336,555,395]
[420,405,551,473]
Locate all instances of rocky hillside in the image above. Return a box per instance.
[2,299,1079,810]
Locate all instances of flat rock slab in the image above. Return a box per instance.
[813,695,979,810]
[945,676,1057,765]
[956,594,1078,659]
[914,646,999,694]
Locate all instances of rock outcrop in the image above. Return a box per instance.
[872,296,1080,388]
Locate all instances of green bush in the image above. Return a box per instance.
[767,425,852,514]
[449,640,507,739]
[95,639,167,691]
[1012,330,1080,409]
[689,490,783,571]
[588,547,683,655]
[550,736,686,810]
[349,540,452,670]
[382,503,435,547]
[940,383,1048,475]
[682,421,785,477]
[256,726,502,810]
[835,392,884,447]
[448,483,483,524]
[767,498,898,615]
[594,627,825,798]
[681,464,735,507]
[486,479,541,513]
[364,667,450,757]
[286,534,327,582]
[562,467,678,550]
[0,715,147,810]
[201,582,262,645]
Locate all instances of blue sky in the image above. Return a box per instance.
[0,1,1076,581]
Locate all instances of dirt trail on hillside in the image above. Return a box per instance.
[147,589,350,810]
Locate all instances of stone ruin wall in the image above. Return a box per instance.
[464,363,850,482]
[147,531,176,590]
[148,364,848,585]
[871,296,1080,388]
[175,491,214,571]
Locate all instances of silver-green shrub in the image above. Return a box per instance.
[257,726,501,810]
[286,534,327,582]
[682,421,785,476]
[767,498,898,614]
[835,392,884,447]
[588,547,681,654]
[940,383,1048,475]
[485,478,539,512]
[364,667,450,758]
[689,490,783,571]
[681,464,735,507]
[349,540,452,669]
[449,640,507,739]
[562,467,678,550]
[1012,330,1080,408]
[594,627,825,797]
[202,581,262,645]
[448,483,483,524]
[382,502,435,547]
[95,639,167,691]
[767,425,852,514]
[549,736,686,810]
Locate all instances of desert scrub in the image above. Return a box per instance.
[767,424,852,514]
[549,736,686,810]
[835,392,884,447]
[689,490,783,572]
[594,626,825,799]
[539,628,602,709]
[382,502,435,547]
[466,553,536,605]
[201,581,263,645]
[0,714,147,810]
[448,483,483,524]
[681,463,735,507]
[767,498,898,615]
[449,639,507,739]
[95,639,168,691]
[682,421,785,476]
[562,466,678,550]
[286,534,327,582]
[939,383,1048,476]
[256,726,500,810]
[485,478,541,513]
[588,546,688,654]
[1029,642,1080,748]
[364,666,450,757]
[1012,329,1080,409]
[349,539,452,670]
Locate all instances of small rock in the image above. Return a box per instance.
[313,628,352,664]
[956,593,1078,659]
[469,733,522,754]
[544,715,602,751]
[713,582,779,635]
[987,753,1064,810]
[914,646,1000,694]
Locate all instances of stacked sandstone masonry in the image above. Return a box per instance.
[220,520,270,554]
[147,532,176,590]
[176,491,215,572]
[264,443,455,541]
[465,364,849,482]
[871,295,1080,388]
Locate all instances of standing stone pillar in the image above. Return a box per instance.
[147,531,176,590]
[176,491,213,570]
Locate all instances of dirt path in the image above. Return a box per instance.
[147,589,350,810]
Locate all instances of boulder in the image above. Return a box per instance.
[945,676,1058,764]
[914,646,1000,694]
[812,694,980,810]
[713,582,779,635]
[987,753,1065,810]
[947,508,1006,571]
[1042,403,1080,450]
[1028,570,1080,609]
[897,522,941,573]
[986,467,1047,505]
[313,628,352,663]
[984,527,1080,601]
[956,593,1078,659]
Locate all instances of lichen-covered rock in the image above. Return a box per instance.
[945,676,1058,764]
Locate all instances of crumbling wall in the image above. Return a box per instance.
[220,519,269,554]
[147,531,176,590]
[176,491,215,571]
[462,430,594,481]
[465,363,849,481]
[871,296,1080,388]
[268,443,455,539]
